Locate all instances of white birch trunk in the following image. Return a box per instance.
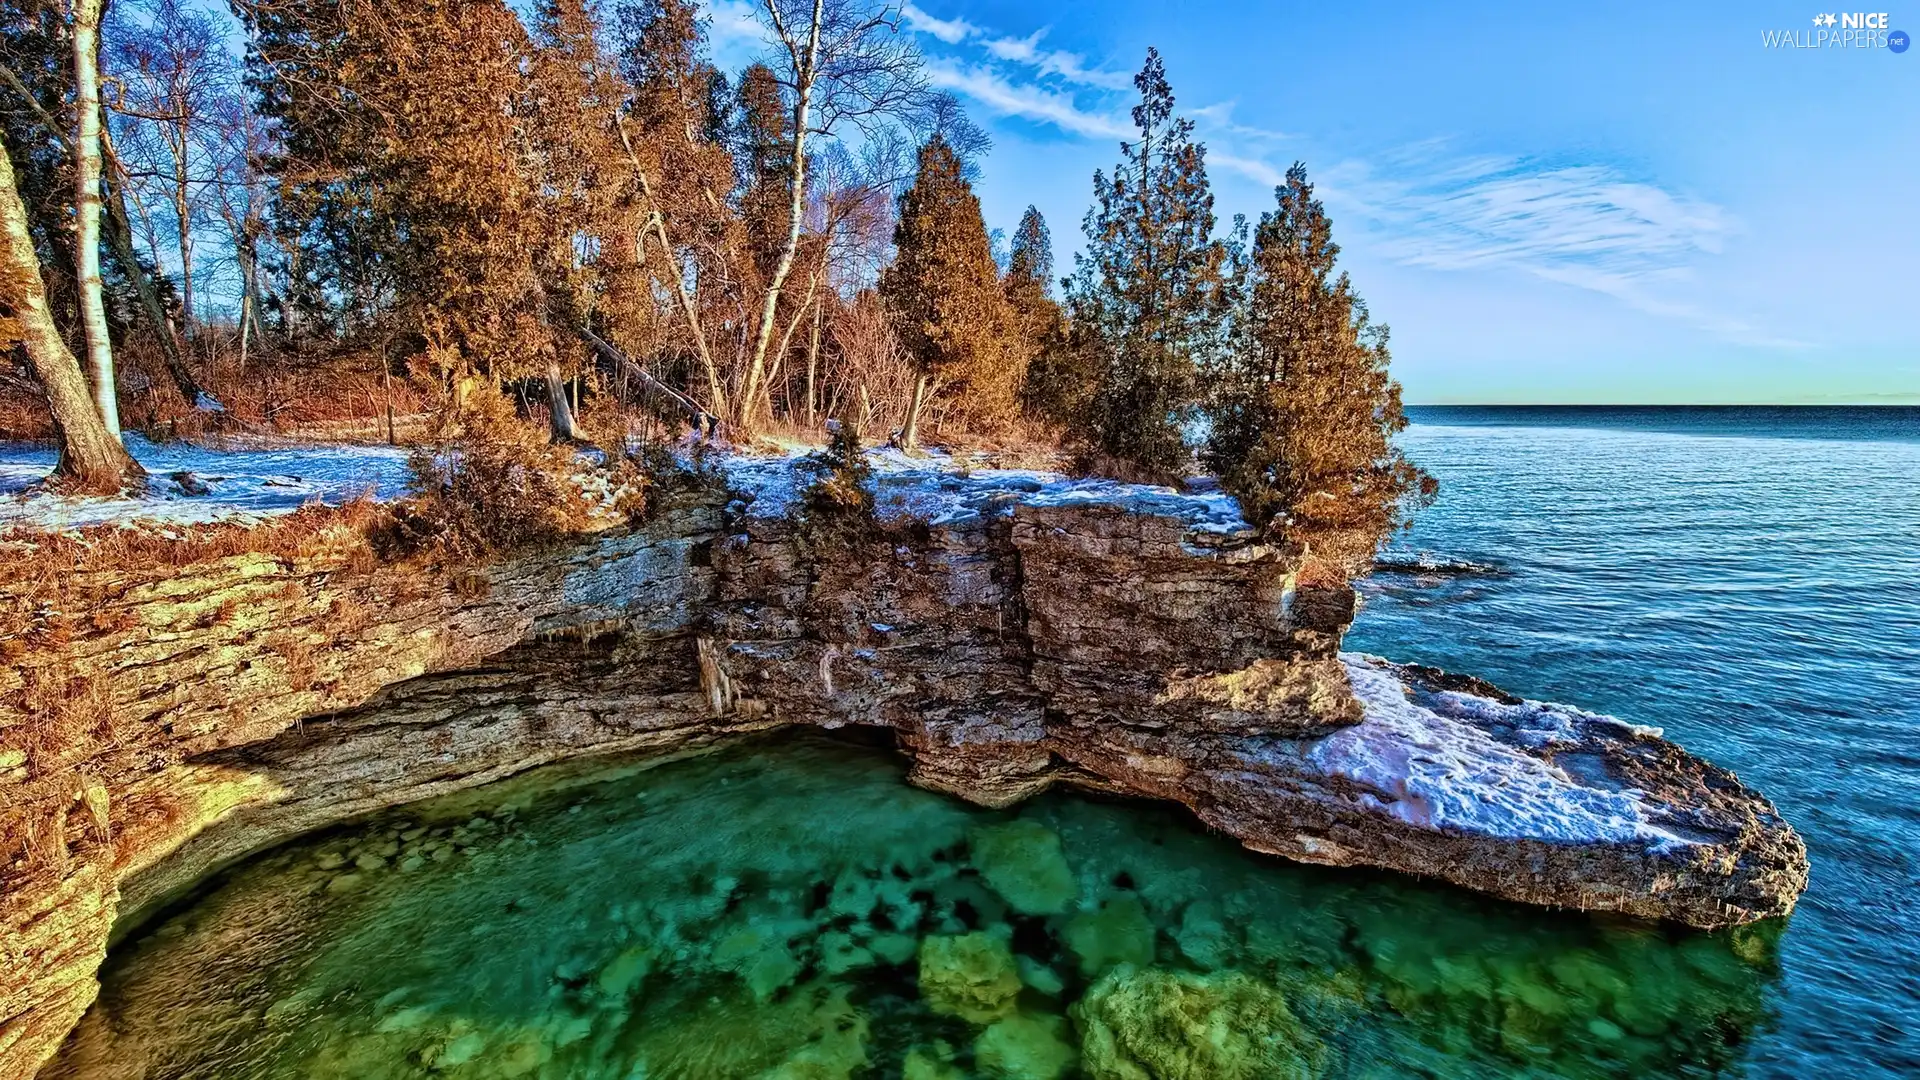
[71,0,120,438]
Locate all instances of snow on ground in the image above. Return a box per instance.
[1289,654,1693,850]
[721,445,1252,534]
[0,437,1247,537]
[0,436,413,531]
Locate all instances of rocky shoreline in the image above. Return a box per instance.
[0,455,1809,1075]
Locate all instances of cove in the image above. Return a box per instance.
[46,732,1781,1080]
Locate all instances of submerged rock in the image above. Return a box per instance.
[918,932,1023,1023]
[969,821,1078,916]
[1073,967,1324,1080]
[1064,896,1157,977]
[974,1011,1077,1080]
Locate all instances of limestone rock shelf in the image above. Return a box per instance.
[0,456,1808,1076]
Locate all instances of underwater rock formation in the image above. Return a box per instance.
[0,454,1808,1075]
[1073,966,1323,1080]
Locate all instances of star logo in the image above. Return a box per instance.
[1825,13,1839,25]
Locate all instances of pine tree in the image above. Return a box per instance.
[1204,163,1434,547]
[243,0,553,389]
[1007,205,1052,287]
[1066,47,1226,474]
[1004,205,1074,425]
[878,134,1020,447]
[732,63,793,289]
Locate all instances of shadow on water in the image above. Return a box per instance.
[48,732,1786,1080]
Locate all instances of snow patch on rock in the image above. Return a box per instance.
[721,446,1251,534]
[1288,655,1692,849]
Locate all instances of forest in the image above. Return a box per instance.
[0,0,1432,548]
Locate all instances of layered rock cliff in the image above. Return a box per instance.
[0,454,1809,1076]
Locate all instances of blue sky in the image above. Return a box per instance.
[712,0,1918,404]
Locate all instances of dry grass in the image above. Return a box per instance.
[0,496,386,632]
[11,670,119,775]
[266,634,320,693]
[376,395,602,562]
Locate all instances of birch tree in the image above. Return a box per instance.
[734,0,928,430]
[69,0,119,438]
[1,129,141,491]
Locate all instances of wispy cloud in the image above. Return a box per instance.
[982,29,1133,90]
[705,0,767,59]
[806,6,1781,346]
[1207,152,1286,187]
[1191,101,1291,145]
[924,58,1130,140]
[1317,152,1796,345]
[901,2,979,45]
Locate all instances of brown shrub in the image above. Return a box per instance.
[375,391,592,562]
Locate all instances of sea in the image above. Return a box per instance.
[1351,405,1920,1076]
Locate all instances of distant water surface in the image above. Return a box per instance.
[1351,404,1920,1076]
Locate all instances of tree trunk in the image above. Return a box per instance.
[614,115,726,420]
[545,362,579,442]
[70,0,120,438]
[737,0,822,431]
[103,157,213,408]
[170,125,193,338]
[805,299,822,428]
[1,131,141,492]
[899,372,931,451]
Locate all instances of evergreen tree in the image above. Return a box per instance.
[1204,163,1434,546]
[878,134,1019,447]
[1007,205,1052,288]
[241,0,551,383]
[732,62,792,285]
[234,0,397,336]
[1065,47,1226,474]
[1004,205,1075,426]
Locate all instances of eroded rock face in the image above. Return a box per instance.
[0,467,1809,1076]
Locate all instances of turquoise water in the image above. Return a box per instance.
[53,736,1781,1079]
[1353,405,1920,1076]
[47,406,1917,1078]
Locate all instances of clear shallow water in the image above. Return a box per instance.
[1353,405,1920,1077]
[53,735,1780,1080]
[46,405,1917,1079]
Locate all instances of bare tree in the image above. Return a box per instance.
[108,0,233,341]
[823,288,913,432]
[734,0,929,430]
[1,130,142,491]
[70,0,120,437]
[206,87,271,380]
